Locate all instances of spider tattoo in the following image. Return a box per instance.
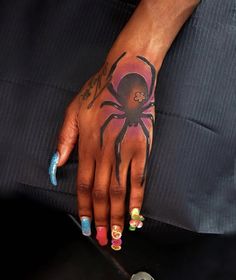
[100,53,156,185]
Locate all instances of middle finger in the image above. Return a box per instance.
[93,157,112,246]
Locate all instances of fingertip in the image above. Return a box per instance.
[56,107,79,167]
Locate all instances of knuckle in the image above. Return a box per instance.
[93,188,108,203]
[94,216,107,224]
[127,136,145,151]
[111,213,124,221]
[134,133,145,144]
[102,131,115,145]
[78,207,91,215]
[58,131,76,147]
[131,195,143,205]
[110,184,125,199]
[77,183,91,195]
[58,133,68,146]
[133,172,145,185]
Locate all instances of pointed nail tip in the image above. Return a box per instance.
[52,180,57,187]
[48,151,59,186]
[49,175,57,186]
[82,232,91,237]
[49,171,57,186]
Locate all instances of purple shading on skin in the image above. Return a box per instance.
[100,54,157,185]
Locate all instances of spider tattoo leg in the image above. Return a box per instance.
[141,102,155,111]
[141,113,155,128]
[136,56,156,99]
[107,82,118,99]
[114,121,129,184]
[100,101,124,111]
[139,119,151,186]
[107,52,126,78]
[100,114,126,147]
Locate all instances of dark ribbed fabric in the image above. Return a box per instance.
[0,0,235,242]
[143,0,236,234]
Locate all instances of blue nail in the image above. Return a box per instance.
[49,152,59,186]
[81,216,91,236]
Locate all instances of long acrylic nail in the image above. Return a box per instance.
[129,208,145,231]
[111,225,122,239]
[111,225,122,251]
[96,227,108,246]
[81,216,91,236]
[130,208,140,219]
[48,151,59,186]
[111,238,122,251]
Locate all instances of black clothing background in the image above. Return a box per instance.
[0,0,236,242]
[1,196,236,280]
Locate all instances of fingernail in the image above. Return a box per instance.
[48,151,59,186]
[96,227,108,246]
[111,238,122,250]
[111,225,122,251]
[111,225,122,239]
[129,208,145,231]
[130,208,140,219]
[81,216,91,236]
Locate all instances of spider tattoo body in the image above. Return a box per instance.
[100,54,156,185]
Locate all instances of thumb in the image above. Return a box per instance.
[57,107,79,167]
[49,106,79,186]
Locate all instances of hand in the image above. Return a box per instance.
[48,0,199,250]
[49,52,157,249]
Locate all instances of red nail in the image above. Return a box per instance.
[96,227,108,246]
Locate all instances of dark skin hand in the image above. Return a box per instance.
[54,0,200,248]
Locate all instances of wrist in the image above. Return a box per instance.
[107,44,164,74]
[106,0,200,71]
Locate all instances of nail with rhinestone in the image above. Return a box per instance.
[111,225,122,240]
[111,225,122,251]
[129,208,145,231]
